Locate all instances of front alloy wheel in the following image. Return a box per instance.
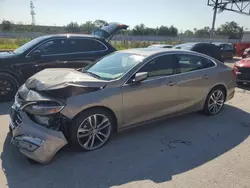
[77,114,112,150]
[70,109,114,151]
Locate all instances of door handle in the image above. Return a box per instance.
[203,75,209,79]
[167,81,177,86]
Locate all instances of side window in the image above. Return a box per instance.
[176,54,215,73]
[36,39,67,55]
[139,55,176,78]
[68,39,106,53]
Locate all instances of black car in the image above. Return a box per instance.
[0,23,128,102]
[213,42,236,59]
[174,42,224,62]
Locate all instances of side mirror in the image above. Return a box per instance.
[132,72,148,83]
[30,50,41,59]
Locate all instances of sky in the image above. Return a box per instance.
[0,0,249,31]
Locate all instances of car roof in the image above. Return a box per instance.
[120,48,196,57]
[40,33,103,39]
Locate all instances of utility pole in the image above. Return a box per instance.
[210,0,218,43]
[30,0,36,25]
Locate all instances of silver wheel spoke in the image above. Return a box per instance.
[216,91,222,100]
[217,100,224,106]
[90,135,95,148]
[214,104,218,113]
[78,127,91,133]
[96,134,105,143]
[93,115,97,128]
[98,122,110,131]
[209,103,215,111]
[210,93,216,102]
[78,132,91,138]
[97,131,108,139]
[84,136,92,148]
[97,118,108,128]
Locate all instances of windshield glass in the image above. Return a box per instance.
[85,52,144,80]
[13,36,49,54]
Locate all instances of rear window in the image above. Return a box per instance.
[68,39,107,53]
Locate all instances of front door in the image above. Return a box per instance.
[121,54,180,127]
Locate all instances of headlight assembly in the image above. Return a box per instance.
[23,101,65,115]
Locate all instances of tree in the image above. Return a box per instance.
[94,20,108,28]
[66,22,81,33]
[194,26,210,37]
[158,26,169,36]
[1,20,12,31]
[183,30,194,36]
[81,21,96,34]
[132,24,146,35]
[216,21,243,38]
[169,25,178,37]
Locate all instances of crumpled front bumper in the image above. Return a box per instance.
[10,111,68,164]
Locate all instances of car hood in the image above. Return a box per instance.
[25,68,108,91]
[235,58,250,68]
[0,51,16,59]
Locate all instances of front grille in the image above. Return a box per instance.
[237,67,250,80]
[238,67,250,74]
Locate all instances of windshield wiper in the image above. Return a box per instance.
[83,71,100,79]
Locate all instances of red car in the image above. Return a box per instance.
[242,48,250,59]
[234,58,250,85]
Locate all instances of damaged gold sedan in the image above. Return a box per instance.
[9,48,236,164]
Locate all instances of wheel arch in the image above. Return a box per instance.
[209,84,227,100]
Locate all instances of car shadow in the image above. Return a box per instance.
[1,104,250,188]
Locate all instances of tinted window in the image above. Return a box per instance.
[139,55,176,78]
[176,54,215,73]
[37,39,67,55]
[14,36,50,54]
[68,39,106,53]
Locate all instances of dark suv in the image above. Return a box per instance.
[174,42,224,62]
[0,23,128,102]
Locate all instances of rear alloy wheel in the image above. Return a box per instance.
[203,88,225,116]
[0,73,18,102]
[70,109,114,151]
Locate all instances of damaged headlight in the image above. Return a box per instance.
[23,101,65,115]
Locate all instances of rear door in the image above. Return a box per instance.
[173,53,216,111]
[31,38,109,74]
[121,54,180,127]
[92,23,129,41]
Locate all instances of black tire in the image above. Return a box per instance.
[0,73,19,102]
[69,108,115,151]
[202,87,226,116]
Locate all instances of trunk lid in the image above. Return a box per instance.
[93,22,129,42]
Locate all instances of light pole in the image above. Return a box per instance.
[210,0,219,43]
